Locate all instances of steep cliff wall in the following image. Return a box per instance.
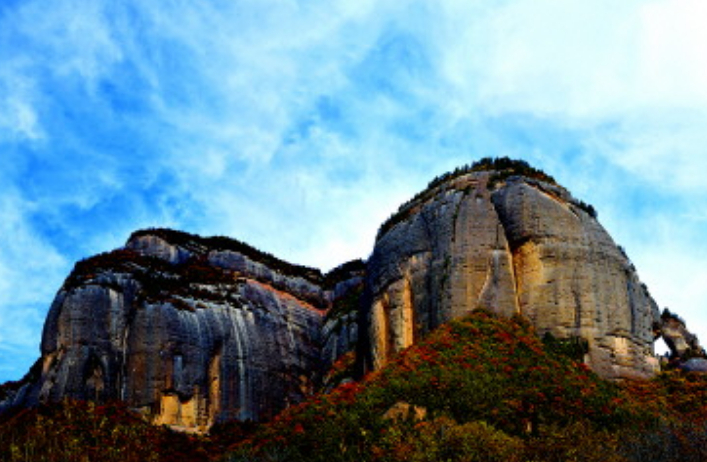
[364,171,661,380]
[5,230,359,431]
[5,161,699,431]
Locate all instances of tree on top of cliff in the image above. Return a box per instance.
[129,227,324,283]
[427,156,557,191]
[376,157,560,239]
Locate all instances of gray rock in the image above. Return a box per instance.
[4,230,355,432]
[659,310,705,360]
[363,172,661,380]
[680,358,707,373]
[6,165,696,430]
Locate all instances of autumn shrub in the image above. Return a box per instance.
[376,416,524,462]
[523,421,623,462]
[617,372,707,462]
[0,400,212,462]
[222,310,643,461]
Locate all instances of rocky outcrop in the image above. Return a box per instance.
[5,159,702,430]
[659,309,705,364]
[2,229,360,431]
[363,170,661,380]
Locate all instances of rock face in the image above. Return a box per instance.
[5,160,701,430]
[3,229,361,431]
[659,309,705,362]
[362,171,661,380]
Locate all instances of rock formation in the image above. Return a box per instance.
[3,158,702,431]
[659,309,706,364]
[2,229,361,431]
[362,167,662,380]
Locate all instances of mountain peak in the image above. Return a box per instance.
[1,160,700,433]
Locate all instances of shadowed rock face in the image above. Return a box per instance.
[659,309,705,362]
[4,230,359,432]
[4,163,700,430]
[363,172,661,380]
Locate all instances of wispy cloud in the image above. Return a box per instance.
[1,0,706,381]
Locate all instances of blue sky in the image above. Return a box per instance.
[1,0,706,382]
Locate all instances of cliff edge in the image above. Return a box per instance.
[362,162,661,380]
[2,158,702,432]
[2,229,360,431]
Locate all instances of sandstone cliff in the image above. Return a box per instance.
[3,229,361,431]
[659,309,706,368]
[4,159,702,432]
[362,168,661,380]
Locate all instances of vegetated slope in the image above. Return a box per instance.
[365,157,660,381]
[225,310,707,462]
[2,310,706,461]
[0,400,214,462]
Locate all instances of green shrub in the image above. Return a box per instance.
[377,157,558,239]
[0,400,212,462]
[222,310,643,461]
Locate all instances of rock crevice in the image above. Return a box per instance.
[363,172,661,380]
[3,162,701,431]
[2,230,363,431]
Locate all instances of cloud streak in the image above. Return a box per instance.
[1,0,706,381]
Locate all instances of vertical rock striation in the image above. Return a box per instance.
[6,229,359,431]
[5,160,699,430]
[363,171,661,380]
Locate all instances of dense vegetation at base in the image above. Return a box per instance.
[227,311,707,462]
[3,311,707,461]
[0,400,218,462]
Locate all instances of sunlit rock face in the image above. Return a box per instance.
[13,230,359,432]
[659,309,705,361]
[363,171,661,380]
[5,163,699,431]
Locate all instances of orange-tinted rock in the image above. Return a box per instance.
[10,230,359,431]
[363,172,661,379]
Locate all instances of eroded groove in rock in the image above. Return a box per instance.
[4,161,698,431]
[366,171,661,380]
[1,229,363,431]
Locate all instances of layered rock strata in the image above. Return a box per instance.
[363,172,661,379]
[4,162,702,431]
[4,230,360,431]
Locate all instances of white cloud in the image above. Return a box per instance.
[0,192,69,378]
[632,224,707,349]
[3,0,123,97]
[599,113,707,191]
[1,0,707,382]
[439,0,706,118]
[0,193,67,304]
[637,0,707,108]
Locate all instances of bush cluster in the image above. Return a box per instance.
[224,310,702,462]
[0,400,214,462]
[131,228,323,283]
[377,157,559,239]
